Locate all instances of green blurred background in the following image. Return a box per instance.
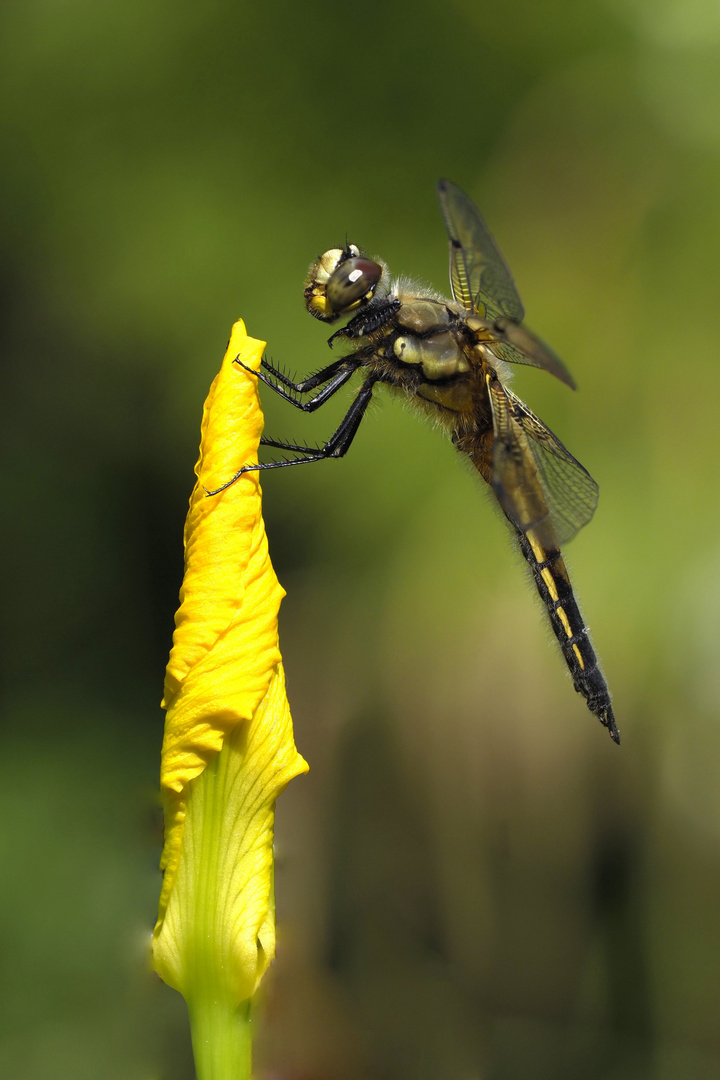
[2,0,720,1077]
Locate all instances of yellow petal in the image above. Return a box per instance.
[152,319,308,1007]
[162,320,279,730]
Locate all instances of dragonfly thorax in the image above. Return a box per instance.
[393,330,472,381]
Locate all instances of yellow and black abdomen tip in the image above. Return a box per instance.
[516,528,620,744]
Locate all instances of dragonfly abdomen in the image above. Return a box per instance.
[515,529,619,744]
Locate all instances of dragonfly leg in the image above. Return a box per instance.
[204,375,379,495]
[235,354,361,410]
[327,299,401,346]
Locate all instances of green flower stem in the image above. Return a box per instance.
[187,996,252,1080]
[180,738,256,1080]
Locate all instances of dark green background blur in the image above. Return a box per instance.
[2,1,720,1077]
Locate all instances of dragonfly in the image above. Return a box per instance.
[212,180,618,743]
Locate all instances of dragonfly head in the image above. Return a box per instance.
[305,244,386,322]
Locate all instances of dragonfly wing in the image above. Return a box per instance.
[507,388,598,545]
[438,180,577,389]
[437,179,525,321]
[486,376,558,549]
[486,320,577,390]
[487,380,598,547]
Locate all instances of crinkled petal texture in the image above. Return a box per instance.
[153,320,308,1006]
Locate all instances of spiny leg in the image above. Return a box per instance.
[236,354,361,409]
[258,355,349,393]
[327,299,402,345]
[204,375,379,495]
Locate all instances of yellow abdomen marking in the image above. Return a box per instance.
[527,529,579,653]
[540,566,559,602]
[556,604,572,636]
[528,533,546,562]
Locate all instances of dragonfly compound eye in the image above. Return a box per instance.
[325,256,383,315]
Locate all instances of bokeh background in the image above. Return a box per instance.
[2,0,720,1077]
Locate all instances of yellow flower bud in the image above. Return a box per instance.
[152,320,308,1077]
